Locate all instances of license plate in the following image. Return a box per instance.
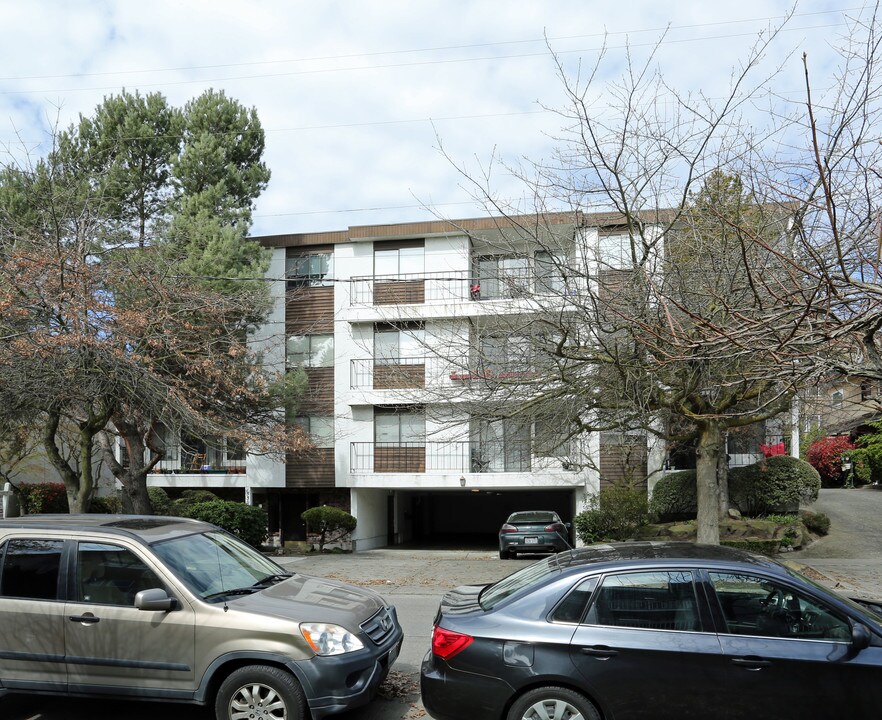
[524,537,538,544]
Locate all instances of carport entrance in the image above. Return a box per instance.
[393,489,577,548]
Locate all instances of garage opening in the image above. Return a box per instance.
[393,489,577,549]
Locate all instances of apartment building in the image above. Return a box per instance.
[136,210,802,549]
[245,212,662,550]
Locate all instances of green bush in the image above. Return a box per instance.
[574,482,649,544]
[800,510,831,536]
[850,446,882,486]
[301,506,357,552]
[649,471,697,522]
[180,500,268,548]
[170,489,219,515]
[17,482,68,514]
[729,455,820,517]
[89,495,122,514]
[148,486,173,515]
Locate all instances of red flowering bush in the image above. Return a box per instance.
[760,441,786,457]
[806,436,855,487]
[16,482,69,514]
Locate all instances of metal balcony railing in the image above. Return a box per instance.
[350,441,535,473]
[349,269,576,305]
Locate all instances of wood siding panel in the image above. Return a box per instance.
[302,367,334,414]
[286,449,335,487]
[373,364,425,390]
[599,443,648,490]
[286,287,334,333]
[373,280,424,305]
[374,446,426,473]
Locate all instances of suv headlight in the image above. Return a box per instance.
[300,622,365,656]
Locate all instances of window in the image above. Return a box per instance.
[374,324,424,364]
[294,416,335,448]
[535,251,570,294]
[473,418,531,472]
[77,542,164,606]
[708,572,851,641]
[598,232,634,270]
[831,390,844,408]
[286,253,333,288]
[474,256,530,299]
[287,334,334,368]
[375,408,425,445]
[479,334,530,373]
[374,246,424,277]
[552,577,599,623]
[585,570,700,631]
[0,539,63,600]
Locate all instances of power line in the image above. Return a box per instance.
[0,7,858,84]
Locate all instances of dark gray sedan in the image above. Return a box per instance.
[498,510,571,559]
[421,542,882,720]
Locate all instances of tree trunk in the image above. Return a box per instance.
[695,422,724,544]
[717,434,729,517]
[98,421,155,515]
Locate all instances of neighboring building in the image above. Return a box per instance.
[802,376,882,439]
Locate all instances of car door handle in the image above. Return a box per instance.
[69,614,100,625]
[731,657,771,670]
[580,645,618,658]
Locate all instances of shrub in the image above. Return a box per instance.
[301,506,357,552]
[729,455,821,517]
[89,494,122,514]
[801,510,831,536]
[806,436,855,487]
[574,482,649,544]
[649,471,697,522]
[17,482,68,514]
[850,444,882,486]
[170,489,219,515]
[180,500,268,548]
[147,486,172,515]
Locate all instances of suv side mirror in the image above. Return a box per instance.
[135,588,178,612]
[852,623,871,652]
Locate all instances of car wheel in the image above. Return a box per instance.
[215,664,305,720]
[507,686,601,720]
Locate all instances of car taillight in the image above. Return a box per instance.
[431,626,473,660]
[545,523,563,532]
[500,524,518,533]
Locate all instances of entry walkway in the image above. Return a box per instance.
[789,486,882,599]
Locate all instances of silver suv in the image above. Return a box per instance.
[0,515,403,720]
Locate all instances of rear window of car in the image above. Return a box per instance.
[480,555,559,610]
[509,512,557,523]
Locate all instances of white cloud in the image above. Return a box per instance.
[0,0,863,235]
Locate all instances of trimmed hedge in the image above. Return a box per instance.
[148,486,173,515]
[574,482,650,543]
[89,495,122,514]
[180,500,268,548]
[649,471,697,522]
[729,455,820,516]
[302,506,357,551]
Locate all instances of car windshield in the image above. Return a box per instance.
[509,512,557,523]
[785,565,882,625]
[152,530,290,602]
[479,554,560,610]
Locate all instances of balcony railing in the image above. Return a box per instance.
[351,357,427,389]
[350,441,538,473]
[349,269,576,305]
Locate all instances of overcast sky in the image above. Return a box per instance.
[0,1,869,237]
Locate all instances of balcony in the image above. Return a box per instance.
[350,441,539,474]
[351,357,426,389]
[349,269,577,306]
